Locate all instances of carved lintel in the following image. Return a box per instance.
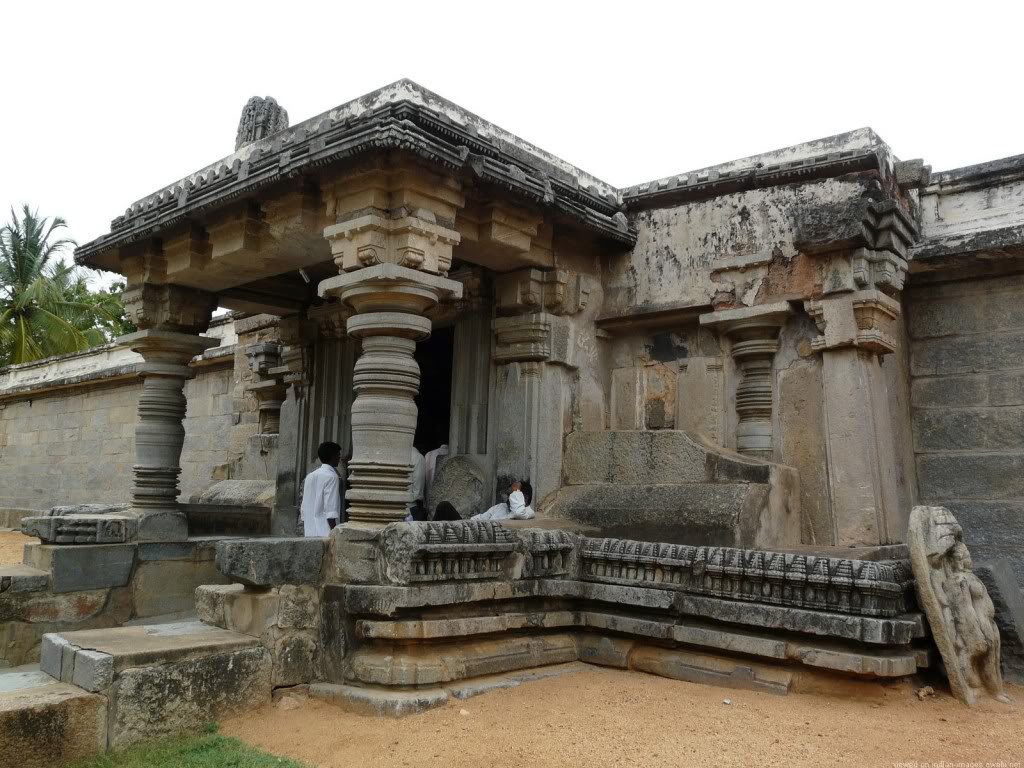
[206,202,267,270]
[164,224,211,276]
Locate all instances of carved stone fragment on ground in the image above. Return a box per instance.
[908,505,1011,706]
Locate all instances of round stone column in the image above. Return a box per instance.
[121,330,218,540]
[319,264,462,526]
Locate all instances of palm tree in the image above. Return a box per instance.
[0,205,126,366]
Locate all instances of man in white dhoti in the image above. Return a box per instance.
[300,441,343,536]
[474,480,535,521]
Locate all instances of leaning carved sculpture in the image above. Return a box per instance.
[908,505,1011,705]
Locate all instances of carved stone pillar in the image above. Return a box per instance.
[319,265,461,525]
[117,245,217,540]
[699,302,793,460]
[319,165,464,526]
[122,330,217,539]
[804,289,904,546]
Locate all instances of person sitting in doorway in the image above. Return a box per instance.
[300,441,343,537]
[433,501,462,521]
[473,480,535,521]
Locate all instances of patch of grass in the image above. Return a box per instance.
[67,724,309,768]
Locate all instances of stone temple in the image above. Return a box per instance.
[1,80,1023,762]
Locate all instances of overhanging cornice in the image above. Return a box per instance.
[76,87,637,267]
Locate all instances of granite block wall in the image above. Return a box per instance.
[0,367,234,512]
[908,273,1024,583]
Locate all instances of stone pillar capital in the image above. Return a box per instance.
[324,212,461,275]
[119,329,218,375]
[319,263,462,317]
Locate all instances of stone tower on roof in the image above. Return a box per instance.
[234,96,289,150]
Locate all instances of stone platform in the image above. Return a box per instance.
[0,536,235,667]
[202,523,930,716]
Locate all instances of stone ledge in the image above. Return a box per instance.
[0,669,107,767]
[40,621,260,677]
[216,538,325,587]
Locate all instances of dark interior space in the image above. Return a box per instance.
[414,325,454,454]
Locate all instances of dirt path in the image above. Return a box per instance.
[223,668,1024,768]
[0,531,34,565]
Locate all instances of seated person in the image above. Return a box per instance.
[433,501,462,521]
[473,480,535,521]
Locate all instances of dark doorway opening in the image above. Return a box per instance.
[414,326,454,454]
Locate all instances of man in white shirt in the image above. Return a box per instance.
[406,446,427,521]
[300,441,343,536]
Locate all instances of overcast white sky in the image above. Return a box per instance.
[1,0,1020,285]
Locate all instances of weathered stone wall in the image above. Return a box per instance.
[907,273,1024,582]
[0,318,239,511]
[0,368,234,511]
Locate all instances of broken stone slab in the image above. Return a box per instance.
[0,565,50,594]
[215,538,325,587]
[23,543,136,593]
[975,560,1024,684]
[22,514,138,545]
[628,644,793,695]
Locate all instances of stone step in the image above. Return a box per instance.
[0,564,50,593]
[311,662,591,717]
[0,664,106,767]
[38,621,272,750]
[40,620,260,689]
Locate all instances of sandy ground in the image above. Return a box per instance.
[223,668,1024,768]
[0,531,34,565]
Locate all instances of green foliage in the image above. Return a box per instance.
[0,205,130,366]
[67,727,309,768]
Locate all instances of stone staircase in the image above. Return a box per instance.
[541,430,801,549]
[0,620,271,764]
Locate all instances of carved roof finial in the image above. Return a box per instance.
[235,96,289,151]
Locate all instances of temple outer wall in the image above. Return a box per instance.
[0,321,238,512]
[908,273,1024,582]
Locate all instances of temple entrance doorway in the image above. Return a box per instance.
[414,325,454,455]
